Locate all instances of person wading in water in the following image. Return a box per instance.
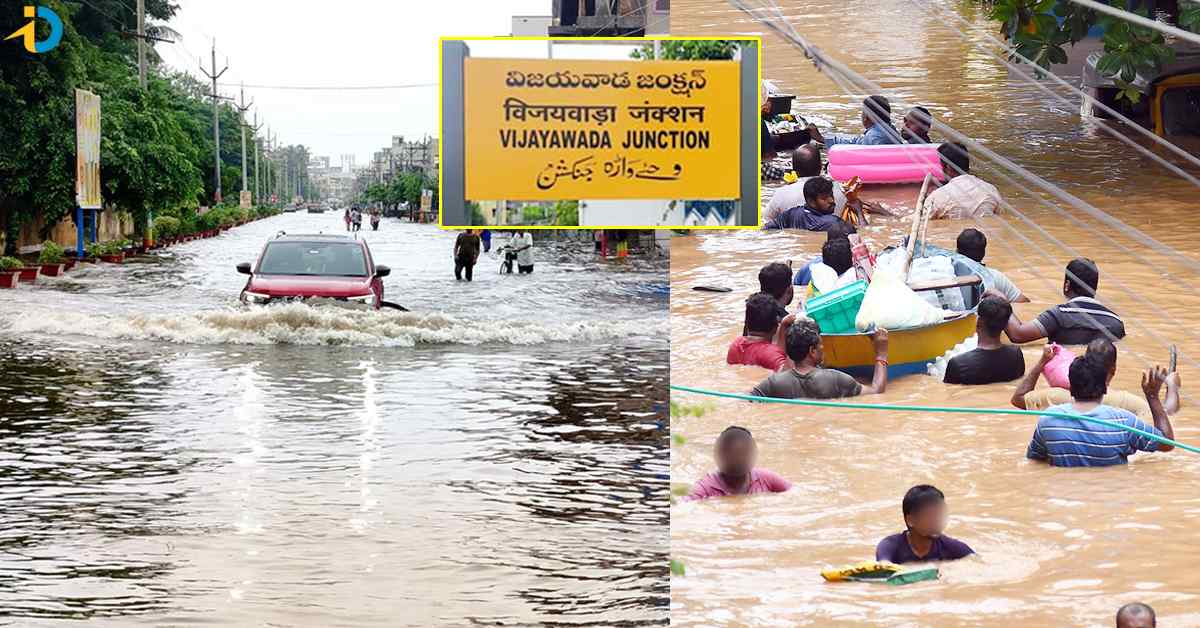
[685,426,791,501]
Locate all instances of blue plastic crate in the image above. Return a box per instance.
[806,280,867,334]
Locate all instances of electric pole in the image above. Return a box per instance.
[136,0,146,88]
[199,41,230,205]
[235,84,254,198]
[266,127,273,204]
[283,145,290,205]
[251,112,264,206]
[123,2,173,89]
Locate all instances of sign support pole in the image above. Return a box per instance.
[75,207,84,258]
[441,40,468,226]
[739,41,759,227]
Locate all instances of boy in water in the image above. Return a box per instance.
[686,426,791,500]
[1116,603,1156,628]
[875,485,974,564]
[728,293,791,371]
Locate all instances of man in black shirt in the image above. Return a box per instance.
[944,296,1026,385]
[743,262,793,336]
[454,229,481,282]
[1002,257,1125,346]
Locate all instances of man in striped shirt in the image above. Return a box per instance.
[1027,355,1175,467]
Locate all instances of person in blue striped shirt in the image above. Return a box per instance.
[1027,352,1175,467]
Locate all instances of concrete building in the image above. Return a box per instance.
[512,15,553,36]
[309,154,359,202]
[549,0,669,36]
[388,135,439,180]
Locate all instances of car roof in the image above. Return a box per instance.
[270,233,362,243]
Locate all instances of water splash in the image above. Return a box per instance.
[3,302,667,347]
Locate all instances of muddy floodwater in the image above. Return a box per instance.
[0,214,669,626]
[672,0,1200,626]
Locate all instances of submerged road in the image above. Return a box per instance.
[0,213,670,625]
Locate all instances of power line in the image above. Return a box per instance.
[1064,0,1200,48]
[107,0,136,15]
[78,0,128,28]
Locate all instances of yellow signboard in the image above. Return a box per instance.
[463,57,740,201]
[75,89,102,209]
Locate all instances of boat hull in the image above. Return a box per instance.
[822,314,977,378]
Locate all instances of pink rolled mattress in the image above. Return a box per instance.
[827,143,946,184]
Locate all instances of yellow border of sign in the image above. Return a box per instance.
[437,35,763,231]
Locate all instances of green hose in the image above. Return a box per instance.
[670,384,1200,455]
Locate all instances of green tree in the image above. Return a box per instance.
[553,200,579,226]
[977,0,1200,102]
[631,40,741,60]
[0,0,233,252]
[0,0,88,252]
[468,201,485,225]
[97,68,204,238]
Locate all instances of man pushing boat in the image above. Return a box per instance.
[751,318,890,400]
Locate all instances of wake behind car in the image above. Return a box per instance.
[237,233,389,309]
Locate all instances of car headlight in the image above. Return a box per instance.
[344,293,375,305]
[242,291,271,305]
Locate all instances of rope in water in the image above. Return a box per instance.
[670,384,1200,454]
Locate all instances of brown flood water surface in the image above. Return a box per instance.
[672,0,1200,626]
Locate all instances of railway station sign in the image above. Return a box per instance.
[462,57,740,201]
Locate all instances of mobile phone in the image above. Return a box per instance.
[1170,345,1177,373]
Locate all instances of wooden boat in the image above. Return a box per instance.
[822,244,987,378]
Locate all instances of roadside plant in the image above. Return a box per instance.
[153,216,181,240]
[38,240,65,264]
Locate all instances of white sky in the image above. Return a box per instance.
[158,1,641,167]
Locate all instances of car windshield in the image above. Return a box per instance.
[257,241,368,276]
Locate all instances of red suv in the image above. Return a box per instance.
[237,234,390,309]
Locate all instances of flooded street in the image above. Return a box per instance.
[672,0,1200,626]
[0,214,669,625]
